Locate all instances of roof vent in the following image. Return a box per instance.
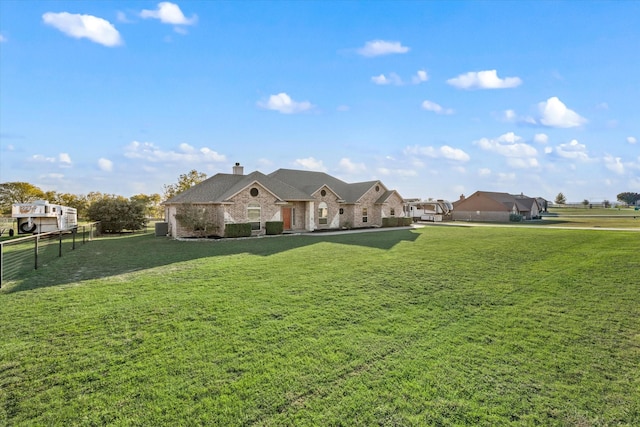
[233,162,244,175]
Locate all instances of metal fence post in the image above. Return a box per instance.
[72,228,76,250]
[35,234,39,270]
[58,231,63,257]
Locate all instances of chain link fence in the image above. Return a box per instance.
[0,222,100,288]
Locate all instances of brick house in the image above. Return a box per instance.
[452,191,541,222]
[162,164,406,238]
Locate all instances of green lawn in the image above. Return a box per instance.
[1,227,639,426]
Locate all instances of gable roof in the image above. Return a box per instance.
[268,168,379,203]
[454,191,538,213]
[164,167,400,205]
[163,171,312,204]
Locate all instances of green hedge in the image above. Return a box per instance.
[509,213,523,222]
[265,221,283,235]
[224,223,252,238]
[382,217,412,227]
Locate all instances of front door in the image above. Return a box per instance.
[282,207,292,230]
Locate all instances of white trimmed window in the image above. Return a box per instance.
[318,202,328,225]
[362,207,368,223]
[248,202,261,230]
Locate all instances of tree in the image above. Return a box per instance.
[555,192,566,205]
[87,196,147,233]
[174,203,218,237]
[616,192,640,206]
[130,193,162,219]
[0,182,45,214]
[163,170,207,201]
[582,199,589,208]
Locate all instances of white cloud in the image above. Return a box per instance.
[371,73,403,85]
[116,11,132,23]
[372,70,429,86]
[538,97,587,128]
[339,158,367,174]
[501,109,536,125]
[446,70,522,90]
[421,100,454,115]
[405,145,470,162]
[58,153,72,167]
[533,133,549,144]
[478,168,491,177]
[294,157,327,172]
[140,2,197,25]
[0,34,7,43]
[627,136,637,144]
[412,70,429,84]
[31,154,56,163]
[98,158,113,172]
[555,139,590,161]
[604,155,625,175]
[124,141,227,163]
[258,93,314,114]
[357,40,409,57]
[42,12,122,47]
[503,109,517,121]
[475,132,538,164]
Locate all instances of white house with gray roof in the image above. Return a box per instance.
[162,164,406,238]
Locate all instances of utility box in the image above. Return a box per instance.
[155,222,168,237]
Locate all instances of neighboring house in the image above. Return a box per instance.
[452,191,541,222]
[162,164,405,238]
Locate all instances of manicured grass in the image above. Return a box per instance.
[1,227,639,425]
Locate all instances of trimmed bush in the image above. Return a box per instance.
[509,213,523,222]
[265,221,283,235]
[224,223,252,238]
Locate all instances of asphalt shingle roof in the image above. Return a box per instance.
[164,171,312,204]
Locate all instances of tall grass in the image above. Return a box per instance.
[1,227,639,425]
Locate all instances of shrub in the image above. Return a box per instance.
[509,213,523,222]
[87,196,147,233]
[382,217,400,227]
[225,223,252,238]
[402,217,413,226]
[265,221,283,235]
[174,204,219,237]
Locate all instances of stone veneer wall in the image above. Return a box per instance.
[223,183,281,233]
[314,186,342,230]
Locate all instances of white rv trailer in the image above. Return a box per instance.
[12,200,78,234]
[406,199,453,222]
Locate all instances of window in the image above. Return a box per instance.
[362,207,368,223]
[390,208,395,216]
[339,208,344,215]
[318,202,328,225]
[250,188,259,197]
[248,202,261,230]
[292,208,296,226]
[321,189,327,197]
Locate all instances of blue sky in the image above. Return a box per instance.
[1,1,638,203]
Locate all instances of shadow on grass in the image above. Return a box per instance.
[4,228,421,293]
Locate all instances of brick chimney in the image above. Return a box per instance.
[460,194,465,200]
[232,162,244,175]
